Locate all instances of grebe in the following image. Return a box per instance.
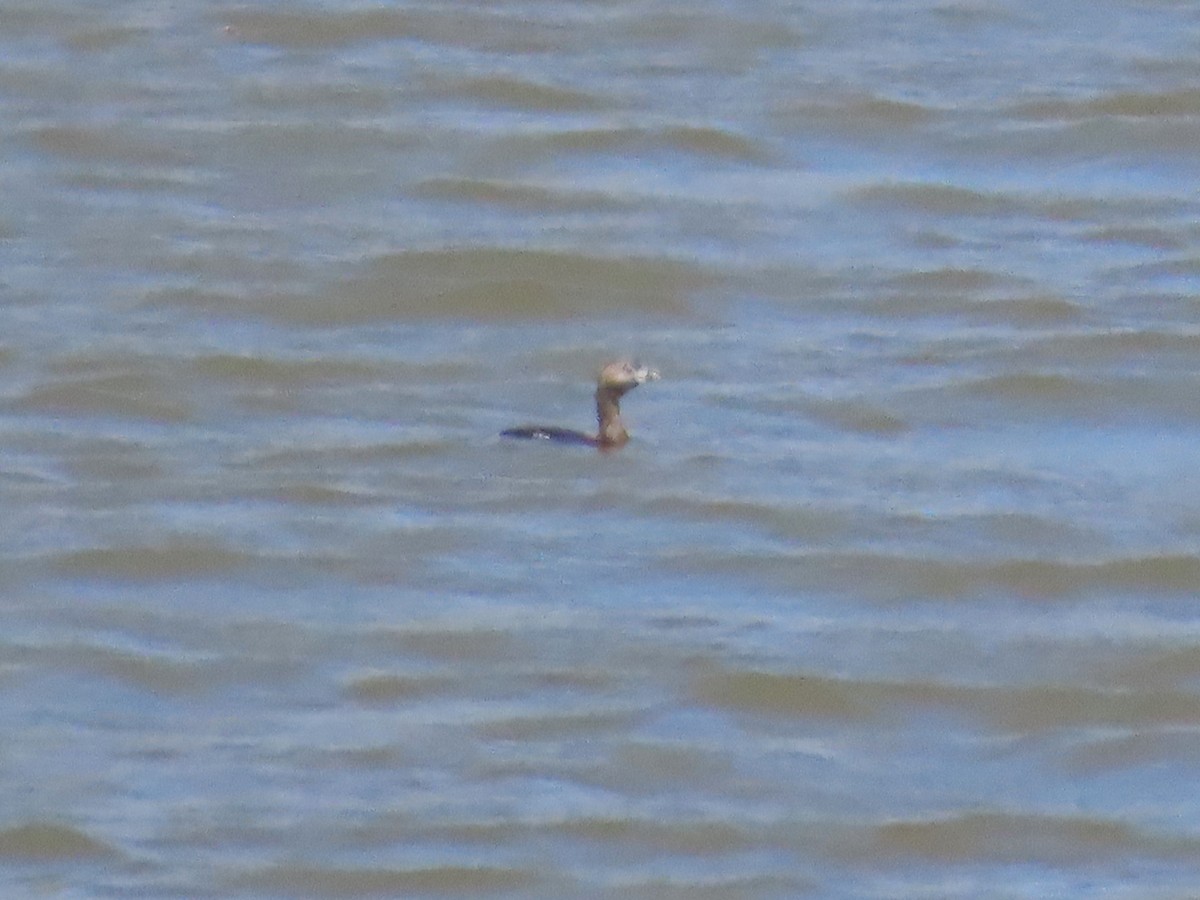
[501,360,659,450]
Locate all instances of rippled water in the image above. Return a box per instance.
[3,0,1200,896]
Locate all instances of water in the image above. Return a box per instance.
[2,0,1200,896]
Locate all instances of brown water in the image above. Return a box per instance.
[3,1,1200,897]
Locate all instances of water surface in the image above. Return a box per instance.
[3,0,1200,896]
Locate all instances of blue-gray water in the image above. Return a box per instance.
[3,1,1200,897]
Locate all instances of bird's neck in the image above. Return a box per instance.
[595,388,628,448]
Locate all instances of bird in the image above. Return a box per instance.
[501,359,659,451]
